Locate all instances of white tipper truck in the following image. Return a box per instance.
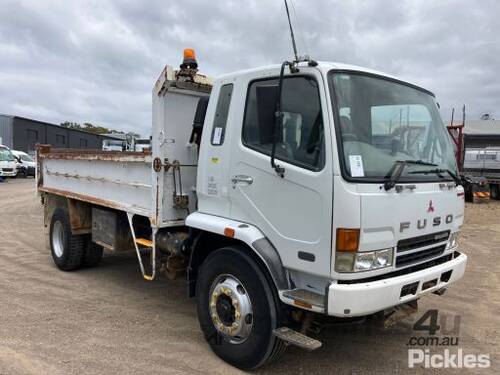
[37,49,467,370]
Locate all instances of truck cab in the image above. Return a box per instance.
[190,61,466,316]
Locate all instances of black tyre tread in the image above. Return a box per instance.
[267,337,288,364]
[196,246,287,370]
[66,235,87,270]
[83,242,103,267]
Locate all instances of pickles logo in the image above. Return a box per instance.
[408,349,490,369]
[407,310,490,369]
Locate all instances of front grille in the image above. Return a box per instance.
[396,244,446,268]
[2,168,13,172]
[397,230,450,253]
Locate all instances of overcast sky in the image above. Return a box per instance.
[0,0,498,136]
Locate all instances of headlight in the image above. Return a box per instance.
[354,252,376,271]
[446,232,459,250]
[373,248,392,268]
[335,248,394,273]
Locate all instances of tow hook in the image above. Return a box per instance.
[384,300,419,328]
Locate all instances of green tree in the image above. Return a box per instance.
[60,121,127,135]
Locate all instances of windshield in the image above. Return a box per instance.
[0,148,15,162]
[329,72,457,182]
[20,154,34,162]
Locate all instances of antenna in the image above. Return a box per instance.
[271,0,317,178]
[284,0,299,62]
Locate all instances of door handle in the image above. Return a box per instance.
[231,175,254,185]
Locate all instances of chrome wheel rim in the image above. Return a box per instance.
[52,221,65,258]
[209,274,253,344]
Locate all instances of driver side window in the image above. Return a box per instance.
[242,76,325,171]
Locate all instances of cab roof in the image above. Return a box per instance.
[215,61,432,96]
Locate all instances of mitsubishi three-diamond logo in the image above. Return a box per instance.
[427,200,435,213]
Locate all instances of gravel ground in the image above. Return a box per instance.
[0,178,498,374]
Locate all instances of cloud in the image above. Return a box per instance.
[0,0,498,136]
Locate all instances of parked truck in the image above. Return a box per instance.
[463,148,500,200]
[447,114,496,202]
[36,49,467,370]
[102,135,151,152]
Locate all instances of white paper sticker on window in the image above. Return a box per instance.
[212,127,223,145]
[349,155,364,177]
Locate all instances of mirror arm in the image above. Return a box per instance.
[271,61,290,178]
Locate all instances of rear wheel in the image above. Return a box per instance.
[196,246,286,370]
[83,241,103,267]
[50,208,86,271]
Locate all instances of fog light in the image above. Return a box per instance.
[335,253,355,272]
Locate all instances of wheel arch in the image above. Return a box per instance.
[185,212,290,297]
[43,193,92,236]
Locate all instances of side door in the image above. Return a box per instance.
[196,80,235,218]
[228,69,334,277]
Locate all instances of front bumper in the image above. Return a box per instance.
[19,166,35,176]
[0,170,17,177]
[327,252,467,317]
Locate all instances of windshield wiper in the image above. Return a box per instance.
[384,160,438,191]
[408,168,461,185]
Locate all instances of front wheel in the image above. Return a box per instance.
[196,246,286,370]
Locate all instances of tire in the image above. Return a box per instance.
[196,246,286,370]
[491,184,499,200]
[83,241,104,267]
[50,208,86,271]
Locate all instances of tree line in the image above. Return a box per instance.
[60,121,126,135]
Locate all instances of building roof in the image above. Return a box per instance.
[103,133,127,140]
[0,114,121,139]
[464,120,500,135]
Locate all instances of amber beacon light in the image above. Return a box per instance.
[181,48,198,69]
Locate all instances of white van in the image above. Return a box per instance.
[12,150,36,177]
[0,145,18,178]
